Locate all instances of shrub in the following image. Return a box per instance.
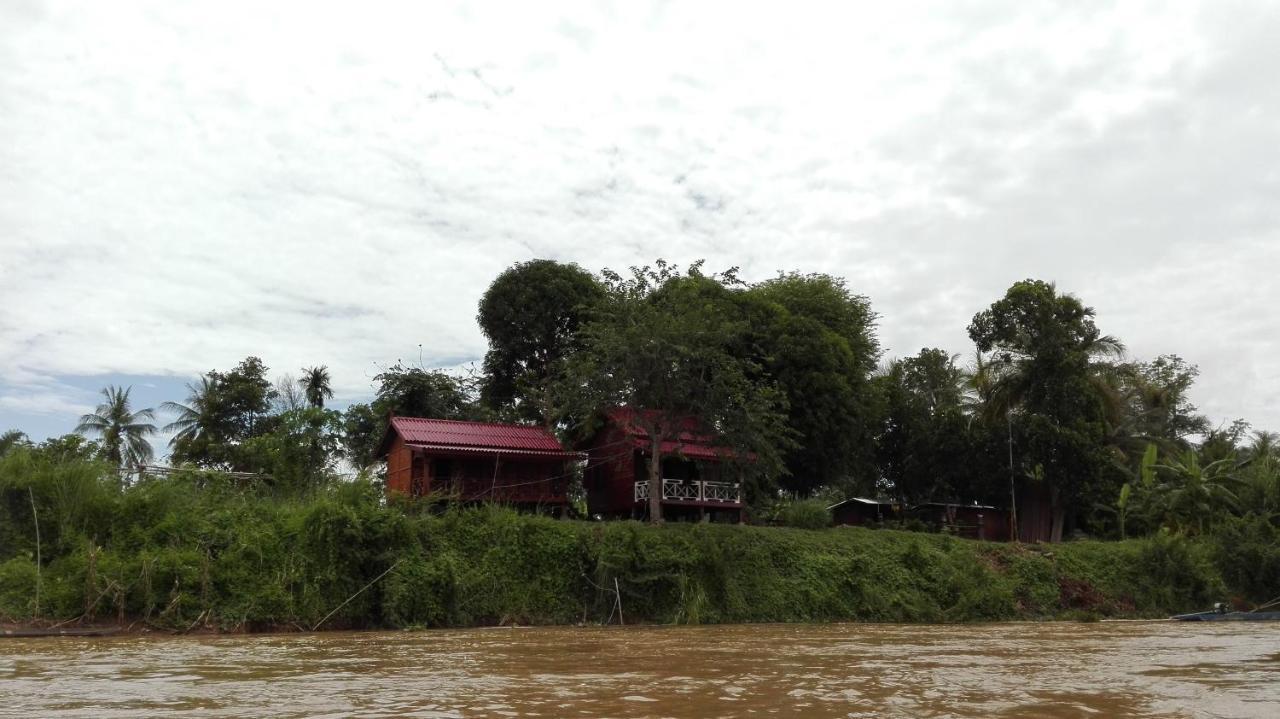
[777,499,832,530]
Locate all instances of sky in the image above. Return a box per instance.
[3,0,1279,453]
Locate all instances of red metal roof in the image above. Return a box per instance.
[389,416,568,454]
[606,408,745,461]
[405,443,581,459]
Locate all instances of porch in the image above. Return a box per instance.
[634,478,742,506]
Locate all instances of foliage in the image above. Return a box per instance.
[968,280,1123,540]
[0,449,1266,629]
[1208,514,1280,603]
[372,363,479,421]
[164,357,278,470]
[341,403,383,472]
[299,366,334,409]
[562,261,792,520]
[333,364,483,472]
[74,385,158,468]
[1147,450,1245,535]
[243,408,345,494]
[776,498,832,530]
[477,259,605,424]
[0,430,30,457]
[746,273,881,494]
[874,349,997,504]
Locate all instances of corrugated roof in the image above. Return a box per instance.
[390,416,567,453]
[405,443,582,459]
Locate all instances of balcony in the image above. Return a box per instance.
[634,479,741,505]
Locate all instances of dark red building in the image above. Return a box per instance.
[579,409,745,523]
[380,416,581,513]
[908,502,1012,541]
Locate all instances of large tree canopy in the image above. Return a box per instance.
[747,273,880,495]
[477,259,605,424]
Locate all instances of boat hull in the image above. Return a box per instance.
[1170,611,1280,622]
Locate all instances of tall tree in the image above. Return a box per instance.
[161,376,219,457]
[273,373,308,413]
[968,280,1124,541]
[477,259,605,424]
[563,261,791,523]
[874,349,989,504]
[299,365,334,408]
[163,357,277,470]
[75,385,158,468]
[341,402,383,472]
[747,273,881,494]
[338,364,482,472]
[372,363,478,421]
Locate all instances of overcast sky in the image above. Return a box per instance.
[3,0,1279,448]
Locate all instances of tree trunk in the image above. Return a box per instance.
[1049,484,1065,543]
[648,437,663,524]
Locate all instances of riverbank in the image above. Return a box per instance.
[2,477,1266,633]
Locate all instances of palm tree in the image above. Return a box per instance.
[0,429,28,456]
[75,385,158,467]
[299,366,334,409]
[161,376,219,449]
[1248,431,1279,461]
[1150,450,1245,535]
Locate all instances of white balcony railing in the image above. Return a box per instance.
[634,479,741,504]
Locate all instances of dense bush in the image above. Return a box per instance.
[1209,514,1280,603]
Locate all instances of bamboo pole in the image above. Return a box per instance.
[311,559,403,632]
[29,488,40,621]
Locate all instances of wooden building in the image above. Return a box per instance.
[380,416,581,513]
[828,497,900,526]
[580,409,745,523]
[908,501,1012,541]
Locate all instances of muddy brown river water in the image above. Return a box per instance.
[1,622,1277,718]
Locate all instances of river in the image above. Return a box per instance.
[1,621,1277,718]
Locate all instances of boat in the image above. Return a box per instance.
[1,626,123,638]
[1171,601,1280,621]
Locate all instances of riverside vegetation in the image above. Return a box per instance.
[4,259,1280,630]
[1,446,1278,631]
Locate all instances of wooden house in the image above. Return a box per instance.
[380,416,581,513]
[579,409,745,523]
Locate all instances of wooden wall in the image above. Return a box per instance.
[386,434,412,496]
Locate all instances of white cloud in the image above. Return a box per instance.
[2,0,1279,431]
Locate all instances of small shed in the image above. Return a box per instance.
[910,502,1011,541]
[829,497,901,526]
[379,416,582,513]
